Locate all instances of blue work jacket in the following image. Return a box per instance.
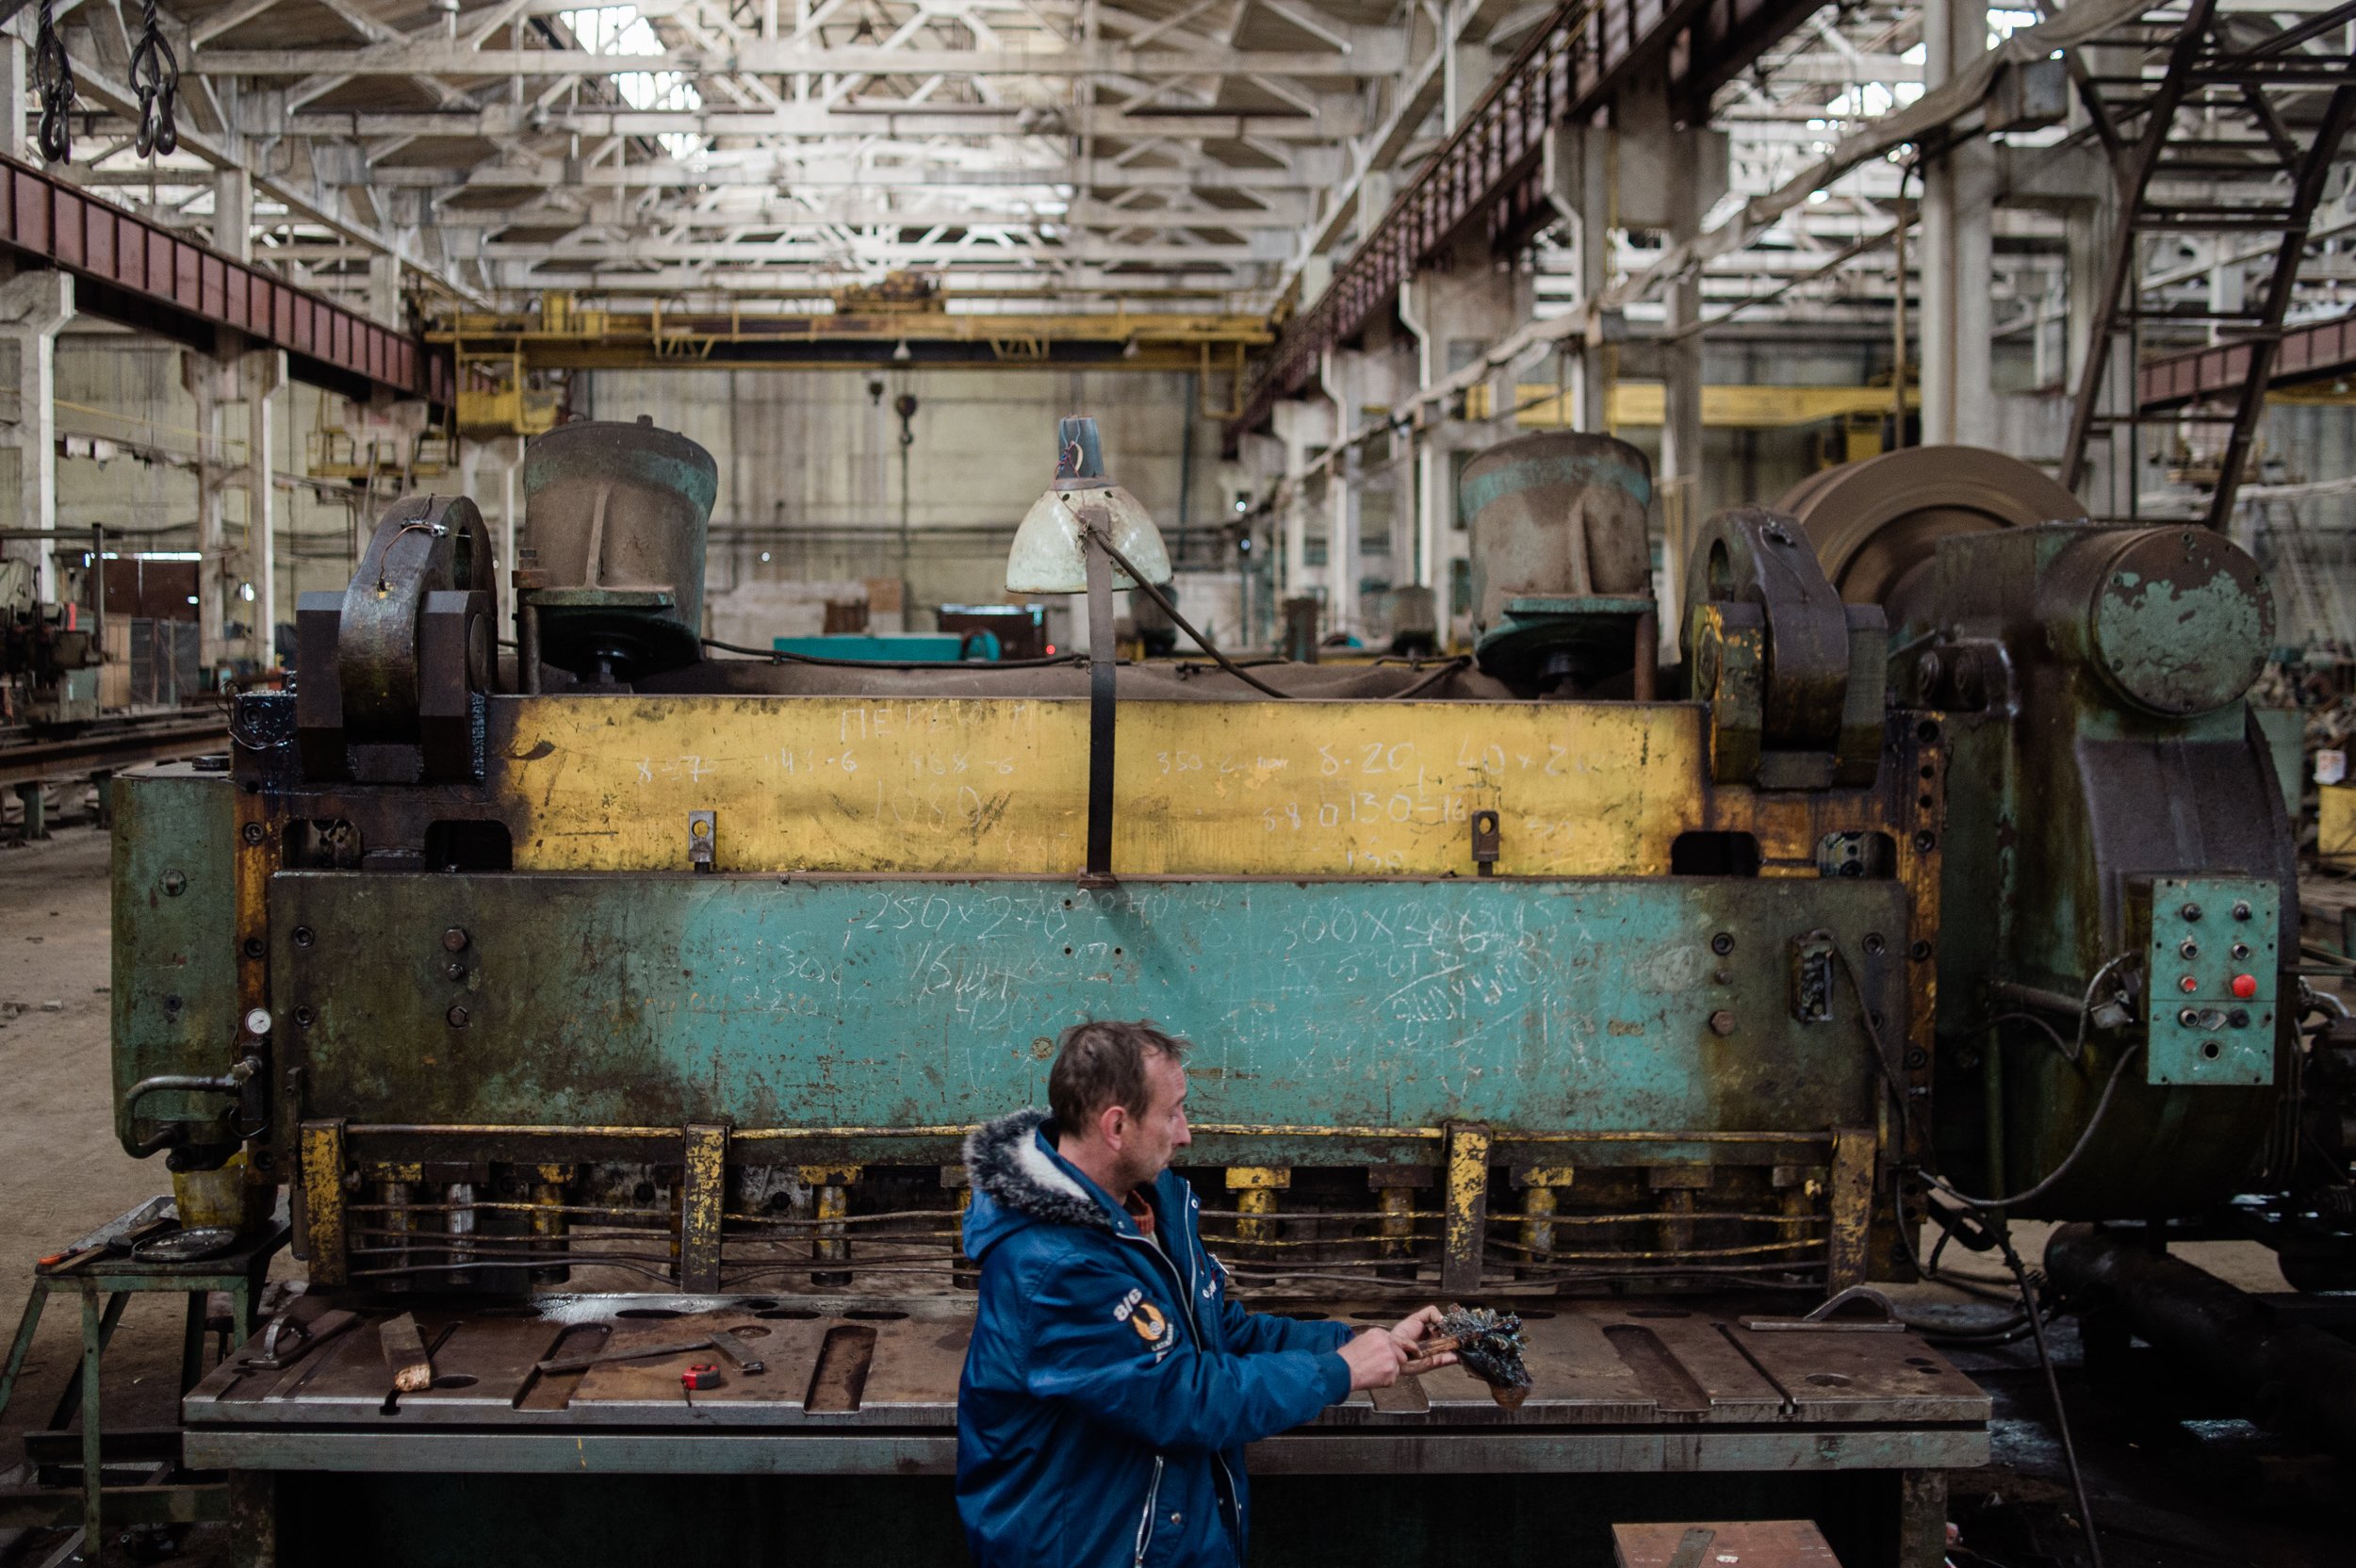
[956,1108,1354,1568]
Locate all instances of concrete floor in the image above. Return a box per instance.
[0,829,201,1465]
[0,825,2346,1566]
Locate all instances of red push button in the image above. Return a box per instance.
[2179,975,2199,993]
[2232,973,2258,1000]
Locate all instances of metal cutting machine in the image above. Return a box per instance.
[104,420,2329,1566]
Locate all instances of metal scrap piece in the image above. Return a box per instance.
[381,1312,434,1393]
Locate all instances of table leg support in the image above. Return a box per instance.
[228,1471,277,1568]
[0,1278,49,1421]
[80,1289,103,1562]
[1898,1469,1948,1568]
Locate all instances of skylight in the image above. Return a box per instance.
[562,6,709,165]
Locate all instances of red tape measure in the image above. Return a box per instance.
[681,1364,722,1391]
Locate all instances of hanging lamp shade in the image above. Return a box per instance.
[1005,416,1173,594]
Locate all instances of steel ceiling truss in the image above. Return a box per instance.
[14,0,1466,305]
[19,0,2350,368]
[1228,0,1832,438]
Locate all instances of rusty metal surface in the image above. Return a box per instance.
[1776,447,2085,632]
[520,419,718,680]
[0,154,444,404]
[185,1294,1988,1437]
[1612,1519,1841,1568]
[1460,433,1655,621]
[1915,523,2292,1215]
[267,872,1904,1139]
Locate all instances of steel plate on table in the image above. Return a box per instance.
[187,1294,1987,1434]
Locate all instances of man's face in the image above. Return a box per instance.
[1112,1052,1192,1191]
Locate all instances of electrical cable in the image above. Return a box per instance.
[1070,503,1294,700]
[1389,657,1473,700]
[1992,1224,2105,1568]
[1922,1045,2143,1213]
[700,635,1086,672]
[1841,945,2113,1568]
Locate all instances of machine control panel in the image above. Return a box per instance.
[2140,874,2278,1086]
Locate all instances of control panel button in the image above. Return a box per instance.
[2231,972,2258,1000]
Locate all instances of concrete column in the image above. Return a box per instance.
[182,350,236,672]
[368,255,402,331]
[1616,78,1725,642]
[0,38,25,163]
[244,350,283,665]
[183,341,280,674]
[1921,0,1996,448]
[1444,40,1497,131]
[1576,125,1614,435]
[2065,198,2130,514]
[1320,350,1360,635]
[1270,397,1333,619]
[0,269,74,602]
[1399,228,1527,641]
[1546,122,1618,433]
[2205,237,2245,346]
[214,170,253,264]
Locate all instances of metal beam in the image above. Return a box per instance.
[266,105,1352,139]
[42,48,491,307]
[0,155,447,403]
[190,40,1408,76]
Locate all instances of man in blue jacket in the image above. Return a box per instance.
[957,1019,1454,1567]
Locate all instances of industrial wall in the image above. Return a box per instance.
[577,366,1242,641]
[43,326,2356,657]
[51,328,380,620]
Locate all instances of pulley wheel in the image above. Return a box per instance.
[1775,447,2086,629]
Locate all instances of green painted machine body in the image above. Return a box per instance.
[110,772,242,1152]
[268,872,1900,1156]
[1918,526,2293,1216]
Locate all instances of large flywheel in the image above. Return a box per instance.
[1775,446,2086,631]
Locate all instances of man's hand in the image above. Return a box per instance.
[1336,1308,1458,1392]
[1336,1328,1407,1391]
[1383,1305,1450,1362]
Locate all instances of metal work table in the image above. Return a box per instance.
[186,1292,1983,1566]
[0,1203,287,1554]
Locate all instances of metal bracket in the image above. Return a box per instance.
[1080,513,1119,889]
[1470,809,1500,876]
[679,1123,729,1292]
[688,811,716,874]
[1441,1122,1493,1295]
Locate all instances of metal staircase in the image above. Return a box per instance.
[2058,0,2356,525]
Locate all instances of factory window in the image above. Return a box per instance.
[424,820,514,873]
[1670,831,1761,876]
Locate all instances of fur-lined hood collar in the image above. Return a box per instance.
[971,1106,1126,1252]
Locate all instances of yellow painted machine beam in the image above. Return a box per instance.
[1511,384,1921,431]
[494,696,1700,877]
[483,694,1919,881]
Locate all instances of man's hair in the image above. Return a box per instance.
[1048,1019,1189,1132]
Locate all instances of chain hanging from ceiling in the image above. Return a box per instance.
[32,0,74,163]
[129,0,179,158]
